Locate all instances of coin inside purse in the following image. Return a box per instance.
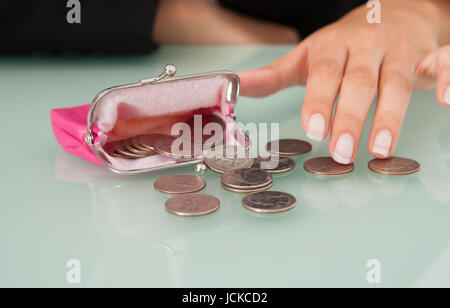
[89,71,247,174]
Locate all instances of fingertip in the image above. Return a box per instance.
[304,113,326,142]
[438,84,450,107]
[330,132,356,165]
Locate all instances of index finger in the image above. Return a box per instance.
[238,42,309,97]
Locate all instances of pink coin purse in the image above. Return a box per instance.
[50,65,246,174]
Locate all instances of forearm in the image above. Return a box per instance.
[152,0,299,44]
[432,0,450,45]
[398,0,450,45]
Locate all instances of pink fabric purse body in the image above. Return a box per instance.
[50,65,245,174]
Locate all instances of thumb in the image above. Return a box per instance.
[238,42,310,97]
[416,44,450,107]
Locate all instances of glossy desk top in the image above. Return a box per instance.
[1,46,450,287]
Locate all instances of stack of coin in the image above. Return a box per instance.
[242,191,297,214]
[153,135,198,159]
[103,113,228,160]
[204,145,254,174]
[104,135,161,159]
[220,168,273,193]
[104,133,200,160]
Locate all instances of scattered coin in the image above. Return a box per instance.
[154,135,198,158]
[242,191,297,214]
[221,181,273,194]
[165,194,220,217]
[266,139,312,156]
[221,168,273,190]
[304,156,354,175]
[252,156,296,174]
[204,145,254,174]
[154,174,206,194]
[368,157,421,175]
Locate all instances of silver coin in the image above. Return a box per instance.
[221,168,273,190]
[130,137,157,155]
[165,194,220,217]
[242,191,297,214]
[368,157,421,175]
[113,141,146,159]
[204,145,254,174]
[137,134,171,151]
[221,181,273,194]
[154,135,198,158]
[266,139,312,156]
[123,139,151,156]
[304,156,354,175]
[252,156,296,174]
[154,174,206,194]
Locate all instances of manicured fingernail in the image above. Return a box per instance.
[372,130,392,157]
[333,133,354,164]
[445,85,450,105]
[306,113,325,141]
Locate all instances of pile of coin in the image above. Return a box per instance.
[202,138,312,213]
[252,156,296,174]
[104,114,226,160]
[204,145,254,174]
[221,168,273,193]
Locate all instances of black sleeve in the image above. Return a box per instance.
[0,0,160,54]
[219,0,365,38]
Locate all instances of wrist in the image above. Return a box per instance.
[414,0,450,45]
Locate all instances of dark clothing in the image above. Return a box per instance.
[219,0,366,38]
[0,0,365,54]
[0,0,160,54]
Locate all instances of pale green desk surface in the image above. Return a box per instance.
[1,46,450,288]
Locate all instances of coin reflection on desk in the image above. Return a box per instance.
[165,194,220,217]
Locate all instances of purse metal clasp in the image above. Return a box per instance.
[140,64,177,85]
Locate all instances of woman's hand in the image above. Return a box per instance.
[239,0,450,164]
